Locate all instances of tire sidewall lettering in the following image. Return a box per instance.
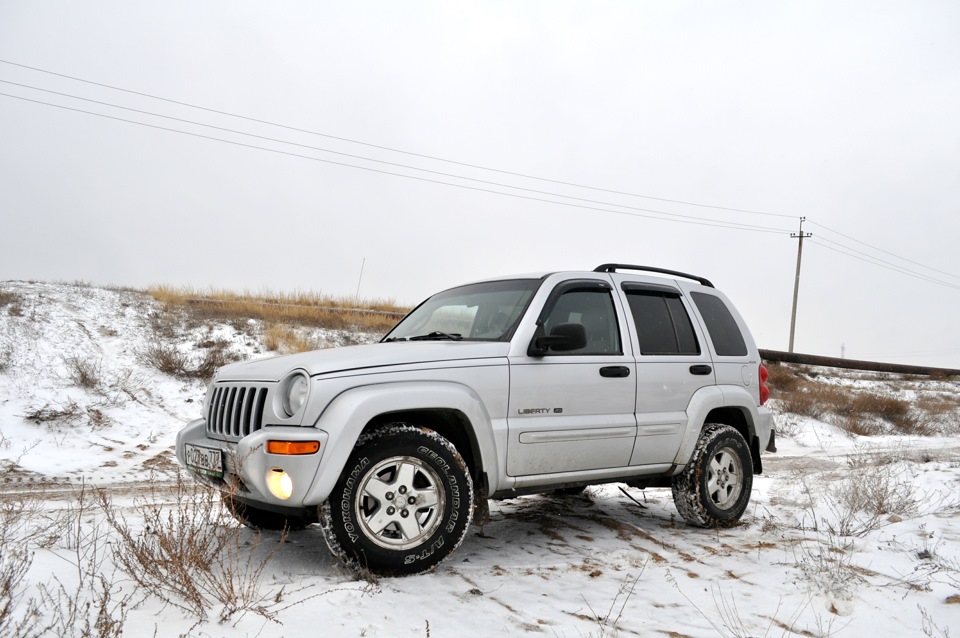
[339,456,369,544]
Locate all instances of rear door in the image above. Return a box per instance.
[613,276,715,467]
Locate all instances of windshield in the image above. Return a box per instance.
[383,279,541,342]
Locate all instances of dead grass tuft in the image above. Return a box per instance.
[0,290,23,317]
[263,323,316,354]
[0,290,21,309]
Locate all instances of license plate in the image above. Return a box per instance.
[185,444,223,478]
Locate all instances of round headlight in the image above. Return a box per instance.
[282,373,309,417]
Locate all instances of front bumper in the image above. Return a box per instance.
[175,418,330,509]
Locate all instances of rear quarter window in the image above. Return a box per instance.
[691,292,748,357]
[625,291,700,355]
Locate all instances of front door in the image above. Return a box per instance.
[507,280,637,477]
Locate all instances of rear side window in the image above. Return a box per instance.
[691,292,747,356]
[625,291,700,355]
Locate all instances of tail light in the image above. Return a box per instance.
[759,364,770,405]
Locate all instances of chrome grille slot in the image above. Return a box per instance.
[206,384,267,440]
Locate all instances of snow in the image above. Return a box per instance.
[1,281,959,637]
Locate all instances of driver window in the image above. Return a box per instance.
[543,289,621,355]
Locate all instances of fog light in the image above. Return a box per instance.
[266,468,293,500]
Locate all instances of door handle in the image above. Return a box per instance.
[689,364,712,375]
[599,366,631,378]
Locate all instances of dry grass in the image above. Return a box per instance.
[0,290,21,308]
[263,323,317,354]
[0,290,25,317]
[147,285,409,334]
[766,363,936,435]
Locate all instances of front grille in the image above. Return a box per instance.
[206,384,267,440]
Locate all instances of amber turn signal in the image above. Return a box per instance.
[266,440,320,455]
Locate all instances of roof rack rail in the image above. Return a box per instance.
[593,264,715,288]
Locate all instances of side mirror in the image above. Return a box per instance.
[528,322,587,356]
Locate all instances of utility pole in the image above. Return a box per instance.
[355,257,366,299]
[788,217,812,353]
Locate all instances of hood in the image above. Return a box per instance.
[215,341,511,382]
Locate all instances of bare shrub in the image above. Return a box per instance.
[139,342,191,377]
[0,493,65,550]
[822,455,922,537]
[38,483,133,638]
[0,538,43,638]
[139,342,238,381]
[1,485,132,638]
[0,342,13,373]
[63,355,103,390]
[774,413,805,437]
[22,400,84,426]
[795,530,864,608]
[581,570,644,637]
[99,473,289,623]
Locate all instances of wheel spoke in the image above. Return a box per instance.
[396,513,423,540]
[365,507,394,535]
[395,462,418,491]
[362,475,392,502]
[417,487,439,509]
[711,451,731,474]
[706,472,721,497]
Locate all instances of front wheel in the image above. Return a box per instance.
[671,423,753,528]
[320,424,474,576]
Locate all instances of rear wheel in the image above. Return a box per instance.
[671,424,753,528]
[320,424,474,576]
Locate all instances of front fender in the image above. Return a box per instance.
[302,381,498,506]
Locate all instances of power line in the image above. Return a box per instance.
[0,78,790,233]
[807,220,960,282]
[811,235,960,289]
[807,238,960,292]
[0,90,792,235]
[0,58,797,220]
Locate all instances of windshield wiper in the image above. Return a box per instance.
[408,331,463,341]
[382,337,407,342]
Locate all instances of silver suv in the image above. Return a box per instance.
[176,264,775,575]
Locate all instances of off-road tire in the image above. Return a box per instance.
[320,424,474,576]
[671,423,753,528]
[222,493,310,531]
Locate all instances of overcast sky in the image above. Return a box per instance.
[2,1,959,366]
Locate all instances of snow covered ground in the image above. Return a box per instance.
[1,281,958,637]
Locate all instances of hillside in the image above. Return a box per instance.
[1,281,958,637]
